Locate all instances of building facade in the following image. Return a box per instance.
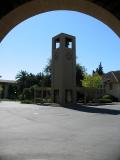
[103,71,120,101]
[0,79,16,99]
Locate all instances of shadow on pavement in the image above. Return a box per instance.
[64,104,120,115]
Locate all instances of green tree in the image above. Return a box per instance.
[36,72,42,85]
[23,88,32,100]
[76,63,86,87]
[95,62,104,76]
[44,58,52,75]
[82,73,102,88]
[27,73,37,87]
[0,85,3,99]
[44,59,86,87]
[44,58,52,87]
[16,70,29,94]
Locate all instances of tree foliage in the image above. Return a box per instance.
[82,73,102,88]
[76,64,86,87]
[43,59,86,87]
[15,58,87,101]
[44,58,52,75]
[16,69,51,96]
[0,85,3,95]
[93,62,104,76]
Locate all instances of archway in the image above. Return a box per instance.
[0,0,120,42]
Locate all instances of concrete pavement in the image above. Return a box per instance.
[0,101,120,160]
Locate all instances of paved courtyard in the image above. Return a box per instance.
[0,101,120,160]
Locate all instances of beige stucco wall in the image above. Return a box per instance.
[0,0,120,42]
[52,33,76,104]
[105,83,120,101]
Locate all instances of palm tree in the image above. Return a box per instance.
[16,70,29,94]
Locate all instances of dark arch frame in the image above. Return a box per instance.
[0,0,120,42]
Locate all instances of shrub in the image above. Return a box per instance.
[102,95,112,100]
[99,98,112,103]
[18,94,24,100]
[102,94,118,102]
[108,95,118,102]
[21,100,33,104]
[23,88,32,100]
[35,98,52,104]
[47,98,52,103]
[35,98,43,104]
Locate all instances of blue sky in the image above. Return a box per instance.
[0,10,120,80]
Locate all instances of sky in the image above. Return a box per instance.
[0,10,120,80]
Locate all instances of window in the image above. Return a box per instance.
[65,38,72,48]
[55,38,60,49]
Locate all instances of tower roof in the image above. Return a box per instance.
[53,33,75,39]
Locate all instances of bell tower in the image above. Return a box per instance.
[52,33,76,105]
